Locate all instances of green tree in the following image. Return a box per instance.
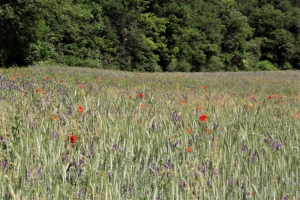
[0,0,44,66]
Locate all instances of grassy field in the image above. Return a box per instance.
[0,66,299,199]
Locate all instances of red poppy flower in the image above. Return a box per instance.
[268,95,272,99]
[58,79,62,83]
[200,85,206,90]
[181,99,186,104]
[187,147,193,153]
[139,93,144,98]
[205,129,210,133]
[45,77,49,81]
[186,128,191,134]
[141,104,145,109]
[199,114,207,122]
[35,88,42,93]
[78,84,83,88]
[78,106,84,113]
[198,106,203,111]
[70,135,77,144]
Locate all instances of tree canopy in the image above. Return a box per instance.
[0,0,299,71]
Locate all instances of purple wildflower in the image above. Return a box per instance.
[113,144,119,150]
[213,168,218,176]
[78,189,83,198]
[174,140,179,147]
[242,144,247,151]
[108,171,112,181]
[37,168,42,175]
[194,171,199,179]
[276,142,281,150]
[252,150,258,161]
[178,179,187,188]
[264,137,269,143]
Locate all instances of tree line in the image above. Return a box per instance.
[0,0,300,71]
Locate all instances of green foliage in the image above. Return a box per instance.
[254,60,278,71]
[1,0,300,70]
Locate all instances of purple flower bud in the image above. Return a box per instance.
[113,144,119,150]
[78,189,83,198]
[276,142,281,150]
[194,171,199,179]
[108,171,112,180]
[252,150,258,161]
[213,168,218,175]
[264,137,269,143]
[242,144,247,151]
[174,140,179,147]
[37,168,42,175]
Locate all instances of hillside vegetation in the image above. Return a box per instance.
[1,0,300,71]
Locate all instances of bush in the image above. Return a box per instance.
[254,60,278,71]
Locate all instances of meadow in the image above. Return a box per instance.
[0,66,299,199]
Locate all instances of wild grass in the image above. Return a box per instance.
[0,66,299,199]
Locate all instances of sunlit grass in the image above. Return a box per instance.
[0,66,299,199]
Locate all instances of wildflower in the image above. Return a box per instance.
[178,179,187,188]
[45,77,49,81]
[200,85,206,90]
[113,144,119,150]
[35,88,42,93]
[205,129,210,133]
[24,92,28,97]
[139,93,144,98]
[78,83,83,88]
[268,95,272,99]
[263,137,269,143]
[198,106,203,111]
[295,112,299,118]
[199,114,207,122]
[70,135,77,144]
[174,140,179,147]
[180,99,186,104]
[58,79,62,83]
[252,150,258,161]
[186,128,191,134]
[242,144,247,151]
[141,104,145,109]
[275,142,281,150]
[108,171,113,180]
[248,103,253,108]
[187,147,193,152]
[249,94,254,100]
[128,95,132,99]
[54,115,59,122]
[78,106,84,113]
[213,168,218,176]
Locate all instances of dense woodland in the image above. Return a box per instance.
[1,0,300,71]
